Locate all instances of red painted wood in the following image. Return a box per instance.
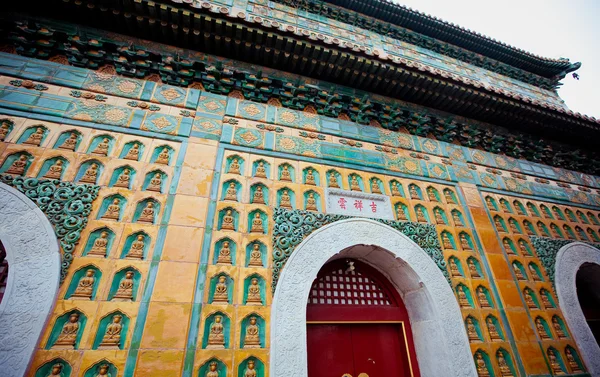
[307,324,355,377]
[351,324,409,377]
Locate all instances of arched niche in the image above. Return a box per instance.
[252,159,270,179]
[459,232,474,251]
[563,224,577,240]
[121,231,151,260]
[466,257,484,279]
[443,188,457,204]
[540,204,553,219]
[108,267,140,301]
[414,204,430,223]
[565,208,577,222]
[202,311,231,349]
[119,140,144,161]
[448,255,464,278]
[526,202,540,217]
[225,154,244,175]
[588,212,600,226]
[0,151,33,175]
[523,220,536,236]
[303,190,321,212]
[550,223,564,239]
[133,198,160,224]
[576,210,590,224]
[242,274,266,305]
[76,159,104,185]
[394,201,410,221]
[221,179,242,202]
[408,183,422,200]
[245,240,267,268]
[495,348,517,377]
[0,118,15,142]
[426,186,440,202]
[513,200,526,215]
[218,207,239,231]
[270,218,476,377]
[537,221,551,237]
[150,145,174,165]
[302,166,319,186]
[45,310,87,349]
[575,226,589,241]
[240,313,266,349]
[370,177,384,194]
[440,230,457,250]
[64,265,102,300]
[37,156,69,180]
[546,347,567,375]
[432,206,448,225]
[534,316,553,340]
[348,173,364,192]
[499,198,512,213]
[87,134,115,156]
[528,262,544,281]
[390,180,404,197]
[278,163,295,182]
[464,315,483,342]
[326,169,341,188]
[485,314,505,341]
[552,206,565,220]
[54,129,82,151]
[250,183,268,205]
[109,165,136,189]
[17,125,48,146]
[517,238,534,256]
[511,260,527,281]
[213,237,236,266]
[92,311,130,350]
[198,358,227,377]
[451,209,465,227]
[238,357,265,377]
[34,358,73,377]
[0,183,61,377]
[588,228,600,242]
[276,187,295,209]
[97,194,126,221]
[493,215,507,232]
[208,273,233,304]
[508,218,521,234]
[248,209,267,234]
[82,360,117,377]
[484,196,498,211]
[475,285,494,309]
[143,169,167,193]
[502,237,517,255]
[473,350,494,377]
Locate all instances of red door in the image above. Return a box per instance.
[307,259,420,377]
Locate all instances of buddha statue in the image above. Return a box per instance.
[243,316,261,348]
[94,364,111,377]
[494,218,505,232]
[485,197,495,211]
[280,165,292,181]
[442,233,453,249]
[552,317,567,338]
[515,204,525,216]
[475,353,490,377]
[126,235,145,259]
[396,206,407,221]
[156,147,171,165]
[248,244,263,267]
[207,315,225,349]
[460,234,472,250]
[124,143,140,161]
[551,227,561,238]
[350,176,361,191]
[212,276,229,303]
[444,190,455,204]
[244,360,257,377]
[409,185,420,200]
[540,291,553,309]
[501,201,510,213]
[138,202,155,223]
[206,361,219,377]
[252,186,265,204]
[457,286,470,308]
[509,221,519,234]
[535,318,550,339]
[53,313,80,349]
[279,189,292,209]
[452,212,463,227]
[217,241,232,264]
[6,155,28,175]
[525,224,535,236]
[553,208,562,219]
[477,287,491,308]
[24,127,44,146]
[371,181,382,194]
[224,182,238,201]
[114,168,131,188]
[250,213,264,233]
[518,240,528,255]
[0,123,10,141]
[547,349,564,375]
[255,161,266,178]
[43,160,64,180]
[113,271,135,301]
[564,226,575,240]
[79,163,101,186]
[466,318,480,341]
[537,223,547,236]
[527,204,537,216]
[524,290,537,309]
[449,259,461,277]
[246,278,262,305]
[503,239,514,254]
[487,318,502,341]
[416,207,427,223]
[89,231,109,257]
[513,264,526,280]
[427,188,437,202]
[47,363,63,377]
[99,315,123,349]
[92,138,110,156]
[497,351,514,377]
[221,210,235,231]
[468,259,481,278]
[434,209,445,225]
[306,193,317,211]
[328,172,339,188]
[529,265,541,281]
[59,132,78,151]
[71,269,96,299]
[305,168,316,185]
[391,182,402,196]
[147,173,163,192]
[102,198,121,220]
[565,349,582,373]
[229,158,241,174]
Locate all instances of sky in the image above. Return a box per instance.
[393,0,600,118]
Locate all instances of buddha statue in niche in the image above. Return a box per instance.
[552,317,567,338]
[500,201,510,213]
[244,360,257,377]
[513,264,526,280]
[243,316,261,348]
[540,291,553,309]
[124,143,140,161]
[457,286,470,308]
[0,122,10,141]
[126,235,146,259]
[92,138,110,156]
[409,185,419,200]
[427,187,437,202]
[468,259,481,278]
[444,190,455,204]
[524,290,537,309]
[529,265,541,281]
[466,318,479,341]
[565,349,582,372]
[396,206,407,221]
[80,163,99,184]
[460,234,472,250]
[255,161,266,178]
[47,363,63,377]
[485,197,495,211]
[252,186,265,204]
[224,182,238,201]
[535,318,550,339]
[89,231,109,257]
[229,158,241,174]
[487,318,502,341]
[306,193,317,211]
[497,351,514,377]
[328,172,339,188]
[217,241,232,265]
[246,278,262,305]
[24,127,44,146]
[518,240,528,254]
[503,239,514,254]
[509,220,519,234]
[475,353,490,377]
[59,132,78,151]
[452,212,463,227]
[156,147,171,165]
[6,155,28,175]
[113,271,135,301]
[250,213,264,233]
[53,313,80,349]
[494,218,505,232]
[441,233,453,249]
[279,190,292,209]
[43,160,64,179]
[434,209,445,225]
[449,259,461,277]
[206,362,219,377]
[547,349,564,375]
[147,173,163,192]
[99,314,123,349]
[280,165,292,181]
[207,315,225,349]
[350,176,361,191]
[391,182,402,196]
[477,287,491,308]
[102,199,121,220]
[248,244,263,267]
[415,207,427,223]
[114,168,131,188]
[371,181,382,194]
[138,202,156,223]
[305,168,316,185]
[212,276,229,303]
[94,364,111,377]
[71,269,96,299]
[221,210,235,230]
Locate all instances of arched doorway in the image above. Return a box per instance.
[307,258,420,377]
[554,242,600,376]
[270,218,476,377]
[576,263,600,345]
[0,183,61,377]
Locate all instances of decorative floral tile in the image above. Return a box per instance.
[445,145,467,161]
[275,134,320,157]
[152,84,187,106]
[503,177,533,195]
[378,129,413,149]
[493,155,518,171]
[236,100,267,121]
[141,113,181,135]
[419,138,441,155]
[275,108,320,131]
[427,162,450,180]
[65,100,132,127]
[192,116,222,138]
[233,128,264,148]
[471,149,490,165]
[197,94,227,116]
[567,190,594,205]
[479,172,500,189]
[82,72,143,99]
[453,164,477,184]
[386,156,422,175]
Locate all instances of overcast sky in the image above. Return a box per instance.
[394,0,599,118]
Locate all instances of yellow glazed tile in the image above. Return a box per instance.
[162,225,204,263]
[140,302,192,349]
[151,261,198,303]
[169,195,209,227]
[134,349,184,377]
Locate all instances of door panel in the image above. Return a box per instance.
[351,324,409,377]
[307,324,355,377]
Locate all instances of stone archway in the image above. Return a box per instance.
[270,218,476,377]
[0,182,61,377]
[555,242,600,376]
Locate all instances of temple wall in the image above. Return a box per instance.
[0,46,598,377]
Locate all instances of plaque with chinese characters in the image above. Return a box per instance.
[325,188,394,220]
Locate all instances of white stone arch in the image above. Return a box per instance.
[555,242,600,376]
[0,183,61,377]
[270,218,476,377]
